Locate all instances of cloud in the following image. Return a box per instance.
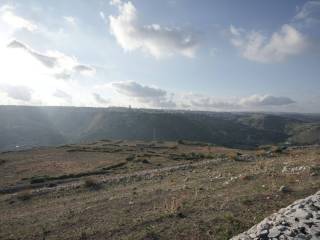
[189,95,237,109]
[0,5,37,32]
[229,24,307,63]
[64,16,76,25]
[111,81,176,108]
[93,93,110,105]
[109,0,199,58]
[100,11,106,21]
[8,40,57,67]
[0,84,33,101]
[53,89,72,102]
[111,81,294,110]
[7,40,96,79]
[181,94,294,111]
[110,0,122,6]
[73,64,96,76]
[294,1,320,29]
[239,95,295,106]
[295,1,320,21]
[112,81,166,98]
[179,93,295,111]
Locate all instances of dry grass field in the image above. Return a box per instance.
[0,140,319,240]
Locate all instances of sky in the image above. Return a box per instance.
[0,0,319,113]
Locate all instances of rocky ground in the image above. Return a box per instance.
[231,191,320,240]
[0,140,320,240]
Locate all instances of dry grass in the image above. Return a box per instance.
[16,190,33,201]
[0,141,319,240]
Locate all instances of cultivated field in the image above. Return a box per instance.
[0,140,319,240]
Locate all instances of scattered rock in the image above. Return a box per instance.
[231,190,320,240]
[279,185,291,193]
[234,153,255,162]
[282,165,308,174]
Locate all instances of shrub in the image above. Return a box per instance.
[143,232,160,240]
[142,159,150,164]
[310,165,320,176]
[30,175,52,184]
[16,190,32,201]
[126,154,135,161]
[84,178,101,190]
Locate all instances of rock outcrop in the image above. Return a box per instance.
[231,191,320,240]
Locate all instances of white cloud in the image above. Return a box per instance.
[111,81,176,108]
[110,0,122,6]
[188,95,237,110]
[239,95,295,107]
[53,89,72,102]
[0,84,33,102]
[100,11,106,21]
[180,94,295,111]
[112,81,166,98]
[7,40,96,79]
[93,93,110,105]
[295,1,320,21]
[108,1,198,58]
[229,24,307,63]
[0,5,37,32]
[0,39,98,107]
[294,1,320,29]
[63,16,76,25]
[110,81,295,111]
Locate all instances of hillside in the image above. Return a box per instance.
[0,106,66,150]
[0,106,320,151]
[0,140,319,239]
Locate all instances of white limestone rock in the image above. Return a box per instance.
[231,191,320,240]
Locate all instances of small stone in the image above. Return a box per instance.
[259,229,269,238]
[279,185,290,193]
[268,228,281,238]
[249,233,256,238]
[305,213,313,220]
